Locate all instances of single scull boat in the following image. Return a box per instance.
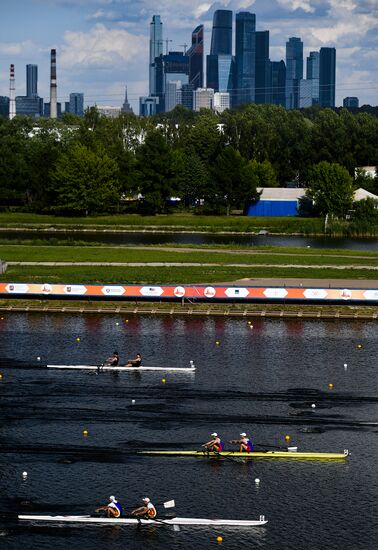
[139,449,349,460]
[17,514,267,527]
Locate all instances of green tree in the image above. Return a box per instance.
[352,198,378,223]
[212,146,248,215]
[49,143,120,215]
[135,130,178,214]
[306,161,354,217]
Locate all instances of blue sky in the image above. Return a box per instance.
[0,0,377,112]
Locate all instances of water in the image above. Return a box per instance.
[1,230,377,250]
[0,314,377,549]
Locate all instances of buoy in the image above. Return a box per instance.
[116,322,119,326]
[285,435,291,442]
[216,341,220,345]
[22,471,28,478]
[248,321,251,325]
[125,319,129,323]
[328,383,333,389]
[0,373,3,380]
[344,363,347,368]
[357,344,362,349]
[216,536,223,543]
[255,478,260,485]
[311,403,316,408]
[37,357,41,361]
[132,399,135,404]
[82,430,89,436]
[161,378,166,384]
[76,337,81,342]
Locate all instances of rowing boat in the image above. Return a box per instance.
[139,449,349,460]
[17,514,267,526]
[46,360,196,372]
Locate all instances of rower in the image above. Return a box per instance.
[202,432,224,452]
[230,432,254,452]
[96,495,123,518]
[131,497,157,519]
[124,353,142,368]
[104,352,119,366]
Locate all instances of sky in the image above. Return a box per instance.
[0,0,377,113]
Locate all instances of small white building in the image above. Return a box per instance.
[214,92,230,113]
[194,88,214,111]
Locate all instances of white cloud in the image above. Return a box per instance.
[0,40,36,56]
[60,23,147,68]
[277,0,315,13]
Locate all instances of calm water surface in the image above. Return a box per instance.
[0,314,377,549]
[1,230,378,250]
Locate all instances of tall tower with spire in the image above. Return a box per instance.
[121,86,133,113]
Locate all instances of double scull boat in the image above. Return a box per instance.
[139,449,349,460]
[16,514,267,527]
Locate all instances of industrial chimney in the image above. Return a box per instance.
[50,48,57,118]
[9,64,16,120]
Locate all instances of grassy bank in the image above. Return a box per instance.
[0,212,324,235]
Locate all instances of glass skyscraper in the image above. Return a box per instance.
[307,51,320,105]
[285,37,303,109]
[207,10,233,96]
[187,25,204,90]
[235,12,256,106]
[255,31,271,104]
[69,93,84,116]
[271,60,286,107]
[210,10,232,55]
[319,47,336,107]
[26,64,38,98]
[149,15,163,95]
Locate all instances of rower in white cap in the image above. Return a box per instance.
[230,432,254,452]
[131,497,157,519]
[96,495,123,518]
[202,432,224,452]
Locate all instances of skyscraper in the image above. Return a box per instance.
[155,51,189,111]
[26,64,38,98]
[343,96,359,108]
[307,51,320,105]
[149,15,163,95]
[271,60,286,107]
[187,25,204,90]
[255,31,270,104]
[235,12,256,106]
[319,47,336,107]
[285,37,303,109]
[210,10,232,55]
[69,92,84,116]
[207,10,233,95]
[121,87,133,114]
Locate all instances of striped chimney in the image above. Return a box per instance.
[9,64,16,120]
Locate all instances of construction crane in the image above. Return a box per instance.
[180,43,188,54]
[165,39,173,55]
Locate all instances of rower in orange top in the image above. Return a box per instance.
[96,495,123,518]
[131,497,157,519]
[202,432,224,452]
[230,432,254,452]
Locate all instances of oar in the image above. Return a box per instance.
[202,448,245,464]
[125,500,176,526]
[254,443,298,452]
[97,362,105,374]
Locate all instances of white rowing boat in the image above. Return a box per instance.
[17,514,267,526]
[46,360,196,373]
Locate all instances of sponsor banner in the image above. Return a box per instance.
[0,283,377,303]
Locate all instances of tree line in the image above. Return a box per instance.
[0,104,377,217]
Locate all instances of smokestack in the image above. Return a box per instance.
[50,48,57,119]
[9,64,16,120]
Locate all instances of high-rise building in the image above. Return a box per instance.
[194,88,214,111]
[0,96,10,117]
[139,96,160,116]
[271,60,286,107]
[149,15,163,95]
[235,12,256,106]
[155,51,189,111]
[121,87,133,114]
[69,93,84,116]
[207,10,234,98]
[214,92,230,112]
[210,10,232,55]
[187,25,204,89]
[306,51,320,105]
[26,64,38,98]
[255,31,270,104]
[319,47,336,107]
[343,96,359,108]
[299,79,313,108]
[285,37,303,109]
[181,83,194,110]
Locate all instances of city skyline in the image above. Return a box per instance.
[0,0,377,112]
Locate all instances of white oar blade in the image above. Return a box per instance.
[163,500,175,509]
[287,446,298,452]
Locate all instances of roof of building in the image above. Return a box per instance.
[257,188,306,201]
